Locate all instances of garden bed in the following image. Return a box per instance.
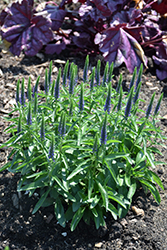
[0,41,167,249]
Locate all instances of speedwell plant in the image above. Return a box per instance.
[0,56,165,231]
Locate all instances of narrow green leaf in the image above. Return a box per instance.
[54,198,66,227]
[71,206,86,231]
[67,159,91,180]
[96,180,108,210]
[32,188,50,214]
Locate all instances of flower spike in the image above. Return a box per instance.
[103,62,109,86]
[16,79,20,105]
[79,82,84,112]
[101,112,108,145]
[146,92,155,118]
[90,67,95,91]
[49,134,55,161]
[96,59,101,85]
[154,93,163,116]
[40,113,45,141]
[63,60,69,86]
[27,77,32,102]
[117,85,123,111]
[125,86,134,118]
[21,78,25,106]
[83,55,89,83]
[27,102,32,125]
[129,67,137,91]
[104,81,112,114]
[55,68,61,100]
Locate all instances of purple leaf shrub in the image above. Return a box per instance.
[2,0,167,79]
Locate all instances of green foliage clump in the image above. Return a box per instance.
[0,57,165,231]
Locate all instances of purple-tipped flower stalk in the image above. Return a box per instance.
[146,92,155,118]
[48,60,52,87]
[34,92,38,114]
[96,59,101,85]
[69,67,75,95]
[116,74,123,93]
[27,102,32,125]
[104,81,112,114]
[21,79,25,106]
[33,76,40,98]
[107,62,114,84]
[17,114,22,133]
[135,64,143,91]
[69,98,73,116]
[74,65,78,85]
[117,86,123,111]
[63,60,69,86]
[125,86,134,118]
[27,77,32,102]
[45,69,49,95]
[90,67,95,91]
[79,82,84,112]
[55,68,61,100]
[103,62,109,86]
[101,112,108,145]
[83,55,89,83]
[40,113,45,141]
[129,67,137,92]
[69,62,74,82]
[16,79,20,105]
[93,133,99,153]
[133,81,142,104]
[154,93,163,116]
[58,112,66,137]
[49,134,55,161]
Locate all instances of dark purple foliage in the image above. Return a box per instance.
[1,0,53,56]
[44,5,67,31]
[2,0,167,78]
[95,25,147,73]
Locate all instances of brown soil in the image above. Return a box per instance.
[1,2,167,250]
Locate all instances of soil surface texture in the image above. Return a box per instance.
[1,2,167,249]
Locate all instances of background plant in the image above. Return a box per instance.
[0,57,165,231]
[1,0,167,79]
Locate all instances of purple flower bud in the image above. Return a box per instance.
[79,83,84,112]
[40,113,45,141]
[103,62,109,86]
[32,76,40,98]
[93,133,99,153]
[133,82,141,104]
[117,86,123,111]
[27,77,32,102]
[135,64,143,91]
[154,93,163,116]
[96,60,101,85]
[55,68,61,100]
[27,102,32,125]
[90,67,95,91]
[125,86,134,118]
[83,55,89,83]
[21,79,25,106]
[58,112,66,137]
[101,112,107,145]
[104,82,111,114]
[69,68,75,95]
[49,134,55,161]
[16,79,20,105]
[63,60,69,86]
[146,92,155,118]
[129,67,137,92]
